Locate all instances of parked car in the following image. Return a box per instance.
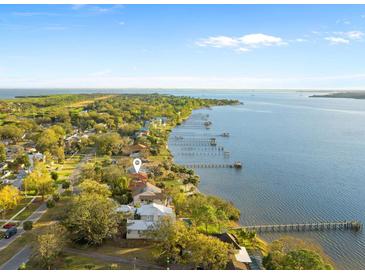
[3,223,16,229]
[4,227,17,239]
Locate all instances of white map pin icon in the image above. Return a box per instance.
[133,158,142,173]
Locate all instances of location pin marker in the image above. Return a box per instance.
[133,158,142,173]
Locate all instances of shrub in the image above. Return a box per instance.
[84,264,95,270]
[53,193,60,202]
[18,263,27,270]
[47,199,56,208]
[109,264,118,270]
[23,221,33,231]
[51,171,59,181]
[62,181,70,189]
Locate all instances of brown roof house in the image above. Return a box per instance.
[131,181,167,206]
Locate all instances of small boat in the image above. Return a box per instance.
[204,121,212,127]
[221,132,230,137]
[210,138,217,146]
[233,161,242,168]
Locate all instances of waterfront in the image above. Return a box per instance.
[1,89,365,269]
[168,91,365,269]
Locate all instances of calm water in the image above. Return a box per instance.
[1,89,364,269]
[168,92,365,269]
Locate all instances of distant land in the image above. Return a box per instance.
[311,91,365,99]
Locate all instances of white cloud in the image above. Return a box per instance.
[197,33,286,52]
[344,31,364,40]
[71,5,86,10]
[294,38,307,43]
[236,47,250,53]
[325,37,350,45]
[71,5,123,14]
[239,33,286,47]
[324,30,364,45]
[197,36,240,48]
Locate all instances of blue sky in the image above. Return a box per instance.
[1,5,365,89]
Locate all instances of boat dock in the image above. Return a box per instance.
[181,162,242,169]
[233,220,363,233]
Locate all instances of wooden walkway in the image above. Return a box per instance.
[181,163,240,168]
[233,220,363,233]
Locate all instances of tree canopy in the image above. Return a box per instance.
[148,218,231,269]
[63,192,119,245]
[263,236,333,270]
[0,185,21,218]
[23,162,53,200]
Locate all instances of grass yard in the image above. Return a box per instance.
[26,253,130,270]
[54,155,81,180]
[79,239,156,263]
[1,197,33,220]
[15,198,43,221]
[0,195,71,267]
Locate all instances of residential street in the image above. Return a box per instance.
[0,246,32,270]
[0,153,90,270]
[0,202,47,252]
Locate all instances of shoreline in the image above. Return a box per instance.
[165,104,269,255]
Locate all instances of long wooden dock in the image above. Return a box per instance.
[233,220,363,233]
[181,163,241,168]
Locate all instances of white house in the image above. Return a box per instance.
[137,203,175,222]
[126,203,175,239]
[126,219,155,239]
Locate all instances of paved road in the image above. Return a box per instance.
[0,153,91,269]
[64,248,164,270]
[0,246,32,270]
[0,203,47,252]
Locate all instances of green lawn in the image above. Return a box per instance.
[15,198,43,221]
[78,239,156,264]
[54,156,81,180]
[1,197,33,220]
[26,253,130,270]
[0,195,71,267]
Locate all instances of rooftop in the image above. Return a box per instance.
[127,219,155,231]
[136,202,174,216]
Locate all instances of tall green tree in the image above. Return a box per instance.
[0,143,6,162]
[0,185,21,219]
[23,163,53,200]
[63,193,119,245]
[149,218,231,269]
[79,179,111,197]
[263,237,333,270]
[0,124,24,143]
[37,224,67,270]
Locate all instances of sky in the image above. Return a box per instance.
[1,4,365,89]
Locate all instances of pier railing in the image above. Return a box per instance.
[233,220,363,233]
[181,163,239,168]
